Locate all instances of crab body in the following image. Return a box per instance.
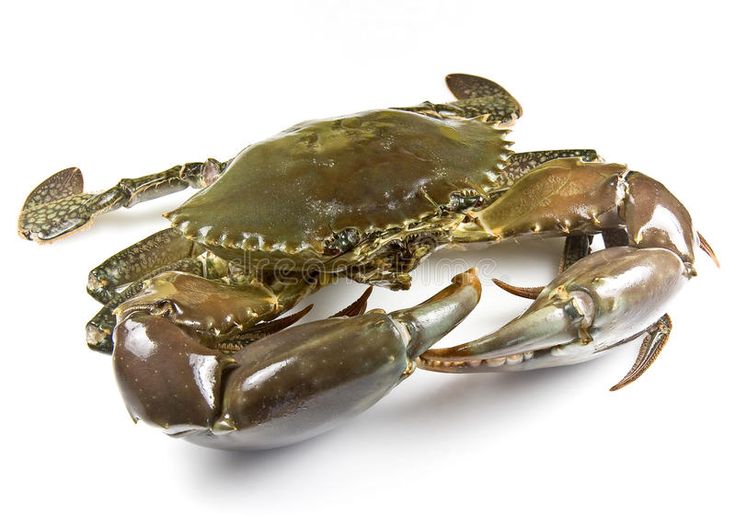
[167,109,509,285]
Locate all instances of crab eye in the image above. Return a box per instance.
[324,227,362,256]
[446,191,483,212]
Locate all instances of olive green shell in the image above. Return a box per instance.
[166,109,509,256]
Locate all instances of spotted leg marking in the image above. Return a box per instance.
[87,228,204,304]
[440,73,523,124]
[394,74,522,125]
[504,149,601,187]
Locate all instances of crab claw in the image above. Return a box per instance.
[113,269,481,450]
[418,247,688,387]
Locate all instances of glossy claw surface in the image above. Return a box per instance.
[419,247,687,387]
[113,270,480,450]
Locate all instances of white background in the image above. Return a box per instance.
[1,1,734,516]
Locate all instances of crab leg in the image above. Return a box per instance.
[113,270,481,450]
[439,73,523,125]
[87,228,204,304]
[396,74,522,125]
[18,158,227,243]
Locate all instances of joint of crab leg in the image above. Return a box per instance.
[419,247,688,385]
[621,171,700,275]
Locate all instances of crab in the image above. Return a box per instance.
[18,74,717,450]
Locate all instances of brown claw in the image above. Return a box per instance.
[265,304,314,329]
[492,278,543,300]
[331,287,373,318]
[697,232,720,268]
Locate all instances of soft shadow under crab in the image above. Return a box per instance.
[18,73,717,450]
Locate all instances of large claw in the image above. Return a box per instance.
[113,269,481,450]
[418,247,688,387]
